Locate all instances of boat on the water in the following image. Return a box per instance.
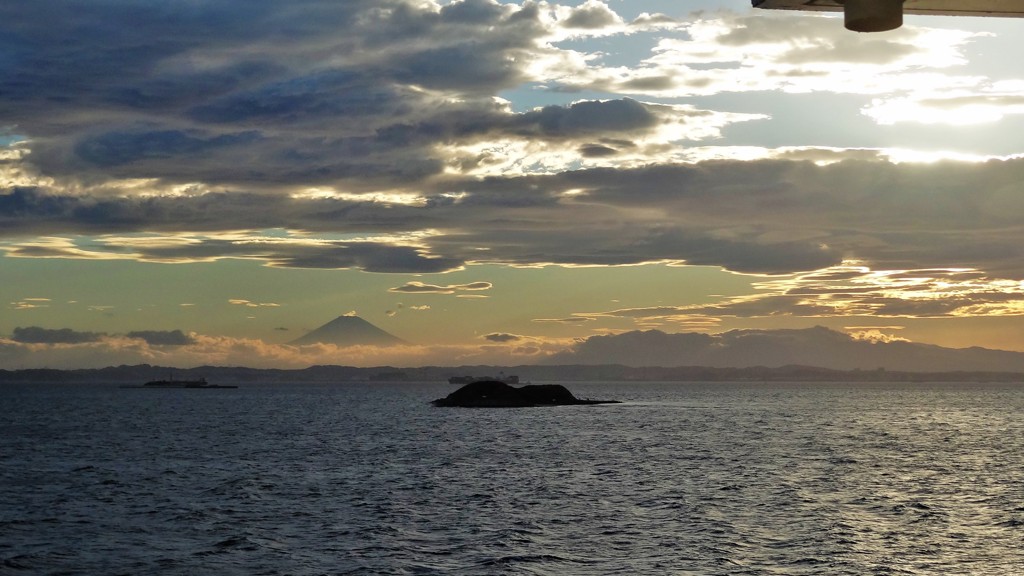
[123,376,237,389]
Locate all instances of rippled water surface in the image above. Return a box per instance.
[4,381,1024,575]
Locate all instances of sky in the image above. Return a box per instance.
[4,0,1024,369]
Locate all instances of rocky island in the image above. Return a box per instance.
[431,380,620,408]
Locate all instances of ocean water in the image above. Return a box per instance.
[3,381,1024,575]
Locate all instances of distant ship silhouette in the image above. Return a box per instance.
[288,315,408,347]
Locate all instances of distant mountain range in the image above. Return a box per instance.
[548,326,1024,373]
[288,315,407,347]
[7,325,1024,380]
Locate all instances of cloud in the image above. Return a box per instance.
[267,243,463,273]
[6,1,714,190]
[229,299,281,307]
[0,2,1001,190]
[577,264,1024,327]
[12,326,104,344]
[384,302,431,317]
[10,326,199,346]
[76,130,262,168]
[863,89,1024,126]
[560,1,623,31]
[483,332,523,343]
[125,330,195,346]
[8,154,1024,281]
[389,281,492,294]
[48,231,468,274]
[564,13,985,99]
[0,2,791,198]
[848,328,909,344]
[11,298,51,310]
[532,317,594,324]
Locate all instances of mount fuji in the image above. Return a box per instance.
[288,315,408,347]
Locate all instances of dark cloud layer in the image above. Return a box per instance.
[12,326,103,344]
[1,0,778,194]
[3,0,676,188]
[5,156,1024,277]
[76,131,262,168]
[126,330,195,346]
[3,0,1023,288]
[11,326,195,346]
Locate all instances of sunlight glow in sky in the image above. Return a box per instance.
[3,0,1024,368]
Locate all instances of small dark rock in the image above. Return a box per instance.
[431,380,620,408]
